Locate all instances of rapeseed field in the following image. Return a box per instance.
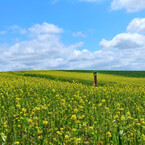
[0,71,145,144]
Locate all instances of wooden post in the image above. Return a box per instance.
[93,72,97,87]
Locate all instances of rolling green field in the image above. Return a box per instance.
[62,70,145,78]
[0,70,145,145]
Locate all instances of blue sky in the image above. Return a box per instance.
[1,0,145,71]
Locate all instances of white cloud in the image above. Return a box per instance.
[0,23,85,71]
[100,33,145,50]
[99,21,145,70]
[20,29,27,34]
[72,32,86,37]
[127,18,145,34]
[1,20,145,71]
[111,0,145,12]
[9,25,27,34]
[29,22,63,35]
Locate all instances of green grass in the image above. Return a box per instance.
[61,70,145,78]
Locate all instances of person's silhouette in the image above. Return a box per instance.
[93,72,97,87]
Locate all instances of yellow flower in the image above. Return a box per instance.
[65,135,69,140]
[38,135,42,139]
[1,132,5,136]
[18,125,21,128]
[107,131,112,138]
[82,122,87,127]
[142,134,145,141]
[71,115,77,120]
[102,99,105,103]
[52,89,55,93]
[84,141,89,144]
[130,133,133,137]
[98,103,102,107]
[33,116,38,120]
[75,138,81,143]
[134,119,138,122]
[43,121,48,125]
[128,116,132,120]
[117,111,120,114]
[72,128,76,132]
[14,142,19,145]
[35,126,39,129]
[121,115,125,121]
[79,106,84,109]
[116,103,120,108]
[60,128,64,131]
[105,107,109,110]
[35,107,40,111]
[74,109,78,113]
[114,114,119,119]
[37,129,42,135]
[89,126,93,130]
[28,119,32,123]
[136,123,141,126]
[57,131,62,135]
[120,107,124,111]
[16,104,21,108]
[4,124,7,128]
[81,115,85,118]
[126,111,130,115]
[141,118,144,122]
[16,98,20,101]
[22,108,26,112]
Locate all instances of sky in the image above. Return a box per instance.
[0,0,145,71]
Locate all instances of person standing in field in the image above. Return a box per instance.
[93,72,97,87]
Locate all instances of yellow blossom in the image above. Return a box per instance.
[107,131,112,138]
[102,99,106,103]
[65,135,69,140]
[72,128,76,132]
[43,121,48,125]
[71,115,77,120]
[121,115,125,121]
[98,103,102,107]
[74,109,78,113]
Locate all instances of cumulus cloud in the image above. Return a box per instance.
[29,22,63,35]
[127,18,145,34]
[99,17,145,70]
[111,0,145,12]
[100,33,145,50]
[0,22,86,71]
[1,20,145,71]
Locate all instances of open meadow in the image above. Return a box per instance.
[0,70,145,145]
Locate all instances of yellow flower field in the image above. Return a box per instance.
[0,71,145,144]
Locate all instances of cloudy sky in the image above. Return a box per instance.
[1,0,145,71]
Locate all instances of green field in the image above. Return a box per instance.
[62,70,145,78]
[0,70,145,144]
